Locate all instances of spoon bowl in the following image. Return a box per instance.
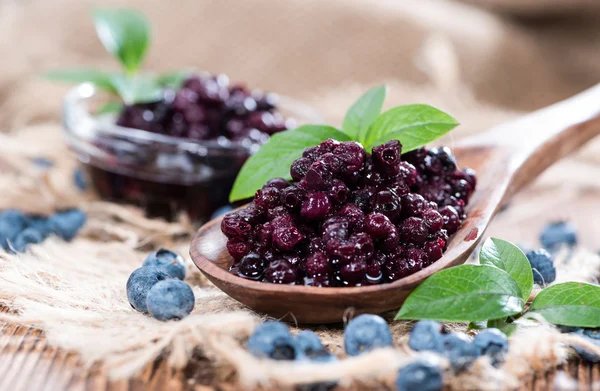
[190,84,600,324]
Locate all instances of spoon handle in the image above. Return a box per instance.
[461,83,600,196]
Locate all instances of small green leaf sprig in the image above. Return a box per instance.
[44,8,189,110]
[395,237,600,333]
[229,85,459,201]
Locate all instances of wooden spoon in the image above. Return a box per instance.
[190,84,600,324]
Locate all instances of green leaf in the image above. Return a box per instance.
[92,8,150,74]
[480,238,533,302]
[95,102,123,115]
[229,125,351,202]
[468,321,488,330]
[156,70,192,89]
[110,74,162,105]
[529,282,600,327]
[364,104,459,152]
[395,265,525,322]
[343,85,387,142]
[42,69,118,93]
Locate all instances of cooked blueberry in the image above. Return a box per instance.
[396,359,444,391]
[526,249,556,286]
[472,328,508,366]
[247,321,298,360]
[146,279,195,321]
[143,248,186,280]
[540,221,577,251]
[126,267,171,313]
[48,209,87,241]
[344,314,393,356]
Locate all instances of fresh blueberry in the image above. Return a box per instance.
[441,332,479,371]
[0,210,27,249]
[24,216,52,238]
[31,157,54,168]
[472,328,508,366]
[540,221,577,251]
[570,328,600,363]
[11,228,44,253]
[526,249,556,286]
[126,267,171,313]
[146,279,195,321]
[297,350,339,391]
[211,205,234,220]
[73,168,88,191]
[344,314,393,356]
[396,359,444,391]
[49,209,87,242]
[143,248,186,280]
[409,320,445,353]
[48,209,87,241]
[247,321,298,360]
[294,330,323,356]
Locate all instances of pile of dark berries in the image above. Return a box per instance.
[409,320,509,371]
[0,209,87,254]
[116,73,292,142]
[222,139,476,286]
[126,248,195,321]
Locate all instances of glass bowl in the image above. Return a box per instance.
[62,83,323,222]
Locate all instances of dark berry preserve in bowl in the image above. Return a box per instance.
[62,75,322,222]
[220,139,476,286]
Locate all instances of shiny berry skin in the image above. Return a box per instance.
[424,239,445,262]
[301,192,332,221]
[439,206,461,234]
[364,212,393,238]
[372,140,402,175]
[329,179,349,204]
[272,225,305,251]
[334,142,365,174]
[421,209,444,232]
[280,186,305,211]
[264,177,290,190]
[340,260,368,285]
[305,252,329,277]
[291,158,313,181]
[226,239,253,262]
[221,213,253,240]
[371,190,402,222]
[237,252,267,280]
[264,260,297,284]
[254,187,281,211]
[401,194,427,217]
[399,217,429,245]
[143,248,186,280]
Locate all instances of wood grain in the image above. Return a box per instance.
[190,83,600,324]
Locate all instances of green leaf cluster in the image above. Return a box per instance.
[229,86,459,201]
[43,8,190,105]
[395,237,600,330]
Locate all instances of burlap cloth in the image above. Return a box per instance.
[1,0,600,389]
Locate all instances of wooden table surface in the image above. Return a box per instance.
[0,305,598,391]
